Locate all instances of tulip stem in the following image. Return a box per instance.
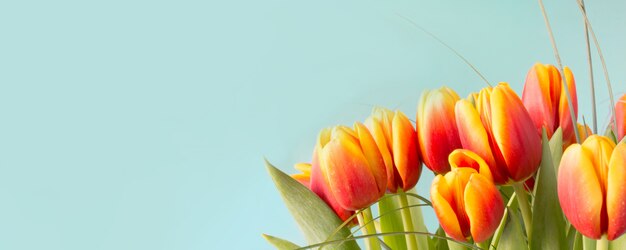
[398,189,418,250]
[477,241,490,250]
[596,235,609,250]
[357,208,381,250]
[512,183,533,241]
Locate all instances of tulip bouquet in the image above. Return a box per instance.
[262,2,626,250]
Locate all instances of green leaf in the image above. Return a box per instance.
[432,227,450,250]
[265,160,358,250]
[378,195,407,250]
[549,127,563,170]
[408,189,431,250]
[496,209,526,250]
[262,234,301,250]
[529,129,566,249]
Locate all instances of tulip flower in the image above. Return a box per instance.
[558,135,626,240]
[455,83,542,184]
[615,94,626,141]
[431,149,504,243]
[522,63,578,142]
[365,107,422,193]
[313,124,388,211]
[417,87,462,173]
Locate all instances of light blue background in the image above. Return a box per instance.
[1,0,625,249]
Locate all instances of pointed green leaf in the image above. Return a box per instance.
[529,129,566,249]
[408,189,431,250]
[265,161,358,249]
[432,227,450,250]
[497,209,526,250]
[549,127,563,170]
[262,234,301,250]
[378,195,407,250]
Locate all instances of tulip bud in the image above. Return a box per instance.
[417,87,462,173]
[615,94,626,141]
[456,83,542,184]
[558,135,626,240]
[365,107,422,193]
[315,124,388,211]
[431,150,504,243]
[522,63,578,141]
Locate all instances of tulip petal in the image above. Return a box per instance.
[431,175,466,242]
[464,173,504,243]
[365,116,396,192]
[392,111,421,190]
[558,66,578,142]
[581,135,615,193]
[354,122,388,197]
[455,99,504,184]
[448,149,493,183]
[558,144,603,239]
[417,88,462,173]
[522,63,558,136]
[321,137,379,211]
[607,143,626,240]
[490,84,541,182]
[310,150,354,222]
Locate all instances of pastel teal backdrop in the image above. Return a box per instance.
[1,0,625,249]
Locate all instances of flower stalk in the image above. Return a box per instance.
[512,182,533,240]
[357,208,381,250]
[398,189,418,250]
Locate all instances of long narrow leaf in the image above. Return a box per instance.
[265,161,358,250]
[263,234,301,250]
[529,129,566,249]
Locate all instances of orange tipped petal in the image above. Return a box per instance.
[464,173,504,243]
[582,135,615,192]
[490,84,541,182]
[354,122,388,197]
[558,66,578,142]
[431,174,466,242]
[448,149,493,182]
[365,116,396,191]
[417,88,462,173]
[607,142,626,240]
[454,99,504,184]
[321,137,379,211]
[558,144,603,239]
[522,64,558,137]
[392,111,421,190]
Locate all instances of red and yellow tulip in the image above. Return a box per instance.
[455,83,542,184]
[431,149,504,243]
[313,124,388,211]
[558,135,626,240]
[365,107,422,193]
[615,94,626,141]
[521,63,578,142]
[417,87,462,174]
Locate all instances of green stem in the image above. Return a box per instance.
[398,189,417,250]
[477,241,490,250]
[357,208,381,250]
[596,235,609,250]
[512,182,533,241]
